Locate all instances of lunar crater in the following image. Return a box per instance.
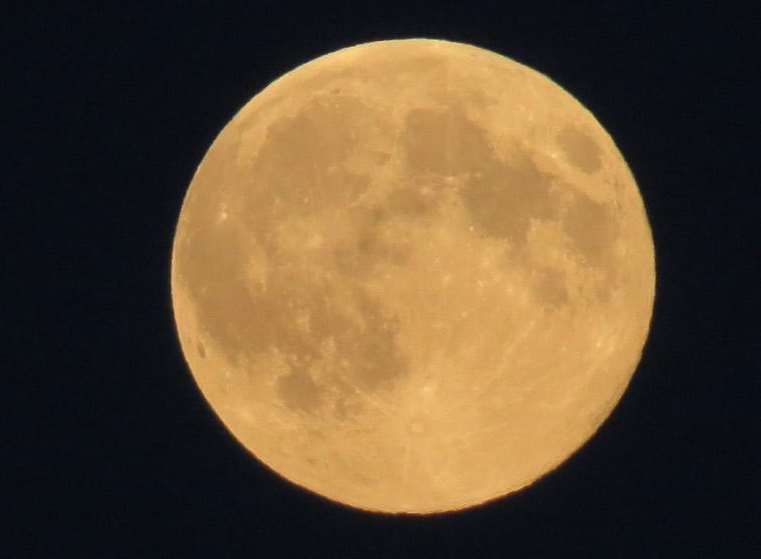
[556,125,603,173]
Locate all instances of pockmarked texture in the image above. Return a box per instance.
[171,39,655,514]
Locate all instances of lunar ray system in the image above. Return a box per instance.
[171,39,655,514]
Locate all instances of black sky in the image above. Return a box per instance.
[7,2,760,557]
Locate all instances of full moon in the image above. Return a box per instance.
[171,39,655,514]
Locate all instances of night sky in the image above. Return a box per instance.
[7,2,759,556]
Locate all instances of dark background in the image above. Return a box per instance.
[7,2,759,556]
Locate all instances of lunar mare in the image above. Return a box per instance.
[171,39,655,513]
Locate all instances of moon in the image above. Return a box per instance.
[171,38,655,514]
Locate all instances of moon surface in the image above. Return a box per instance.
[171,39,655,514]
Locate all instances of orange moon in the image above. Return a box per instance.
[171,39,655,514]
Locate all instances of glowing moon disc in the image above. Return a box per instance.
[171,39,655,514]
